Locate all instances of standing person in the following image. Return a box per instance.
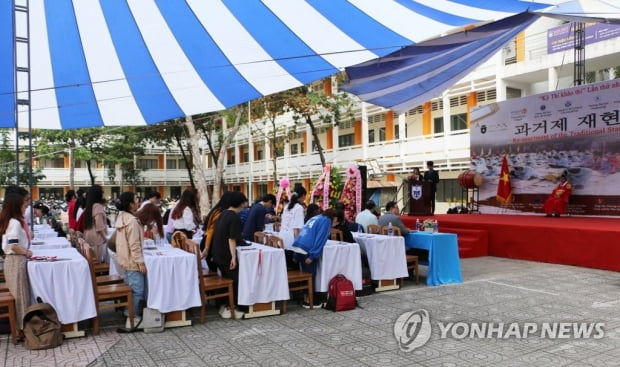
[210,191,248,319]
[290,209,343,308]
[66,190,77,230]
[139,191,161,211]
[279,186,307,269]
[83,185,109,263]
[73,191,87,232]
[135,203,164,240]
[0,192,32,336]
[279,186,307,249]
[114,191,146,320]
[201,192,233,260]
[170,189,200,239]
[241,194,276,241]
[378,201,411,235]
[423,161,440,215]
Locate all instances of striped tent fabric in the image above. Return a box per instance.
[342,12,540,114]
[0,0,563,130]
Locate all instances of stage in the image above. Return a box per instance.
[401,214,620,272]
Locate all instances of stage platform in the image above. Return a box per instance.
[401,214,620,272]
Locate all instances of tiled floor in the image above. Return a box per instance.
[3,256,620,366]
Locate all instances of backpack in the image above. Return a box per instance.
[324,274,357,312]
[23,303,64,350]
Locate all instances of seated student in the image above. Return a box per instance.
[378,201,410,235]
[291,209,343,308]
[355,200,379,233]
[304,203,321,224]
[543,174,572,217]
[333,203,356,243]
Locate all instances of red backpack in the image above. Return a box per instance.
[325,274,357,312]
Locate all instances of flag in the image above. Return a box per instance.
[496,156,512,205]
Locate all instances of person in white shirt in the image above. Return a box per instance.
[279,186,307,249]
[170,189,200,239]
[1,192,32,334]
[139,191,161,211]
[355,200,379,233]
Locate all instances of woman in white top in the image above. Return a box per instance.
[170,189,200,239]
[279,186,307,250]
[1,192,32,333]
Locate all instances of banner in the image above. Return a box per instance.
[470,79,620,216]
[547,22,620,54]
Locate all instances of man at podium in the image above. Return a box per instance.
[423,161,440,215]
[409,167,432,216]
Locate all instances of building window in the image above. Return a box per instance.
[394,124,399,140]
[338,134,355,147]
[137,159,157,170]
[257,150,264,160]
[257,184,268,197]
[170,186,182,199]
[178,159,187,170]
[291,144,298,155]
[450,113,468,131]
[243,152,249,162]
[433,117,444,134]
[166,159,177,169]
[379,127,386,141]
[368,129,375,143]
[300,142,305,153]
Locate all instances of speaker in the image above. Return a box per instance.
[358,165,368,205]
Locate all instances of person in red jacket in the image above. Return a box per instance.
[543,174,572,217]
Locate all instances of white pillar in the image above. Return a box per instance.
[264,137,270,173]
[248,124,254,201]
[398,113,406,167]
[332,124,339,164]
[361,102,369,160]
[548,66,558,91]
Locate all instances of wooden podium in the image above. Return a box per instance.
[408,180,432,215]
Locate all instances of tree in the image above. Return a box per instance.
[250,92,296,185]
[0,129,45,187]
[287,85,355,167]
[32,128,104,186]
[102,127,146,190]
[194,107,245,205]
[143,120,196,188]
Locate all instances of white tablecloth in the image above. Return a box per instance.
[142,247,202,313]
[30,236,71,250]
[315,241,363,292]
[33,229,58,239]
[353,233,409,280]
[28,248,97,324]
[236,243,289,306]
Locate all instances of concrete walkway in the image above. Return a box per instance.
[3,256,620,366]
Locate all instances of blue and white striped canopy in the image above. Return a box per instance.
[0,0,578,130]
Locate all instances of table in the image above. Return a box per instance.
[28,248,97,337]
[110,246,202,328]
[405,232,463,286]
[236,243,289,318]
[315,240,363,292]
[352,233,408,291]
[30,236,71,250]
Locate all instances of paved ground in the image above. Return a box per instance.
[3,256,620,366]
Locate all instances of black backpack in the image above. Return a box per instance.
[23,302,64,350]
